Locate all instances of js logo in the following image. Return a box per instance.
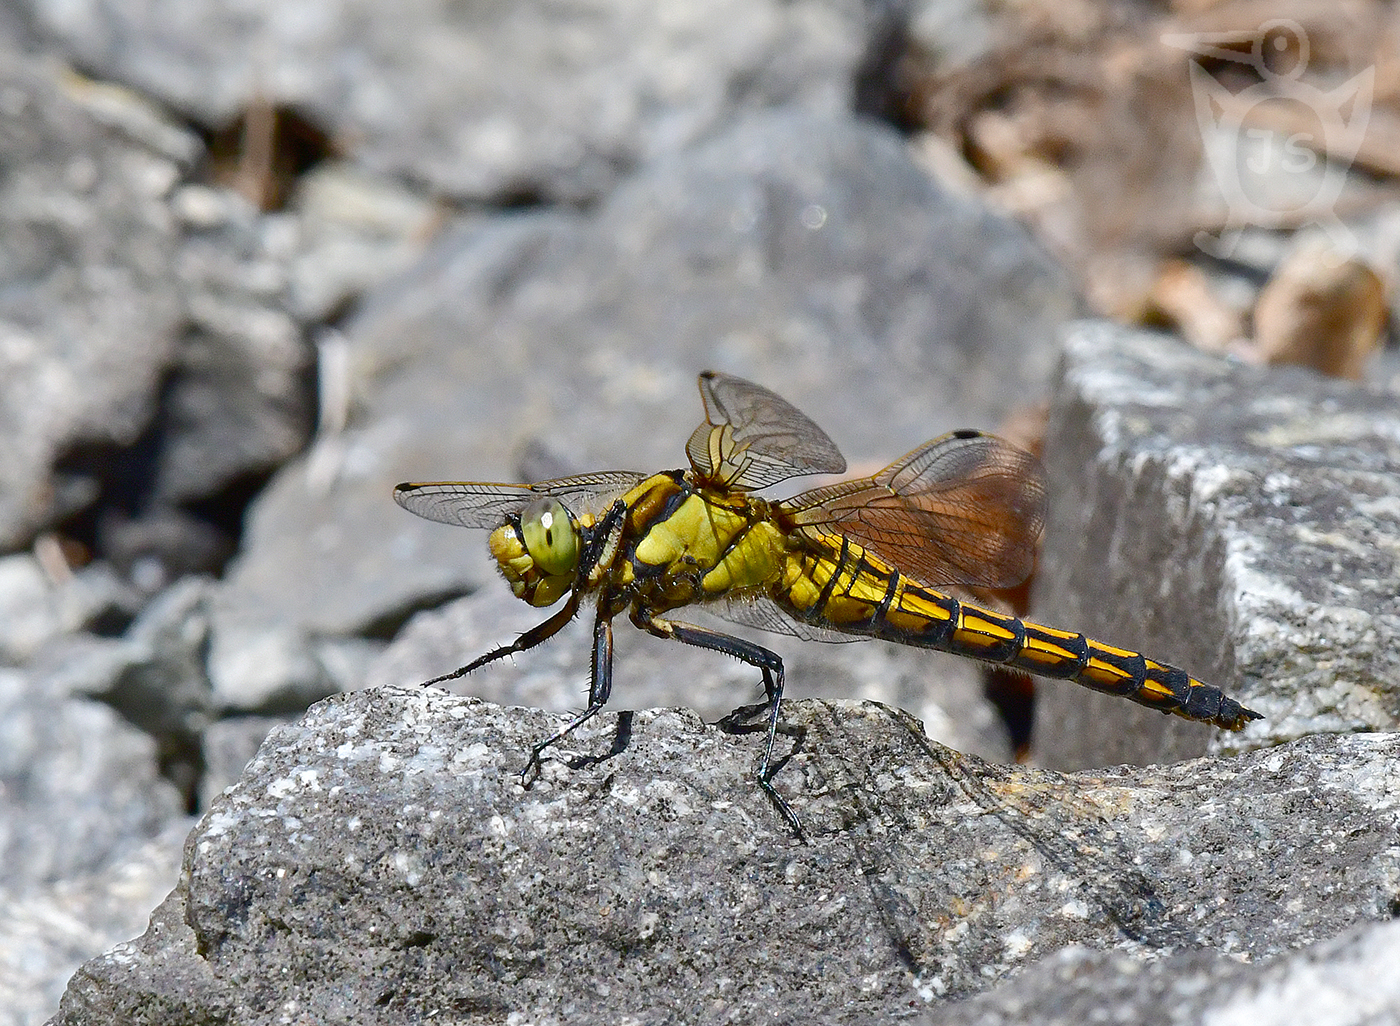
[1163,19,1373,259]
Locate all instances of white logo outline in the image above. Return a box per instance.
[1162,19,1373,259]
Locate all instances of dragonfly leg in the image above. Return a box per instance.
[418,591,582,687]
[521,609,616,787]
[634,613,802,838]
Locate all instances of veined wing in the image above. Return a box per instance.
[394,471,647,529]
[779,431,1045,590]
[685,371,846,491]
[711,593,863,644]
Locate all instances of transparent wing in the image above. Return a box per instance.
[710,594,863,644]
[393,470,647,529]
[685,371,846,491]
[779,431,1045,589]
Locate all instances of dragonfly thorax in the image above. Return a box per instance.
[489,497,580,607]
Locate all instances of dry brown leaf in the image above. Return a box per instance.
[1252,240,1388,379]
[1149,259,1249,353]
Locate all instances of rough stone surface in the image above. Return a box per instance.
[0,667,189,1026]
[1,821,189,1026]
[1034,322,1400,770]
[6,5,1396,1021]
[923,917,1400,1026]
[211,109,1077,709]
[0,47,314,566]
[0,670,185,888]
[52,687,1400,1025]
[198,715,293,812]
[20,0,885,203]
[0,48,189,548]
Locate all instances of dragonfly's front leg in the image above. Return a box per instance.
[521,606,617,787]
[632,612,802,838]
[417,498,628,690]
[418,591,582,688]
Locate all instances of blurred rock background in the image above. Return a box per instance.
[1,0,1398,1023]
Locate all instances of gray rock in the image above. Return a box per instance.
[1,819,189,1026]
[0,577,210,1026]
[282,162,443,323]
[0,49,188,548]
[1034,321,1400,770]
[0,47,314,566]
[0,554,135,664]
[924,917,1400,1026]
[311,634,387,695]
[51,687,1400,1024]
[155,182,312,507]
[198,715,291,812]
[0,557,54,664]
[0,4,36,50]
[0,659,188,1025]
[31,573,358,811]
[97,507,232,591]
[22,0,886,203]
[0,668,184,888]
[42,577,213,727]
[35,576,217,810]
[215,210,580,650]
[204,606,336,715]
[212,109,1077,711]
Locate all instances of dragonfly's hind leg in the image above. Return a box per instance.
[521,611,616,786]
[633,613,803,838]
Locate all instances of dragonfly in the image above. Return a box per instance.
[395,371,1260,834]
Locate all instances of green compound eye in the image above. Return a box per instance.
[519,497,578,577]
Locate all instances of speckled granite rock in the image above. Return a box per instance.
[922,917,1400,1026]
[50,686,1400,1025]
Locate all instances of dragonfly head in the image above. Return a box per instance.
[489,496,580,607]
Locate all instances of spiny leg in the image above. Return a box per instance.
[418,591,582,688]
[634,612,802,838]
[424,500,630,781]
[521,608,616,787]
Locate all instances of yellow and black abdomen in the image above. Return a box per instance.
[776,540,1258,732]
